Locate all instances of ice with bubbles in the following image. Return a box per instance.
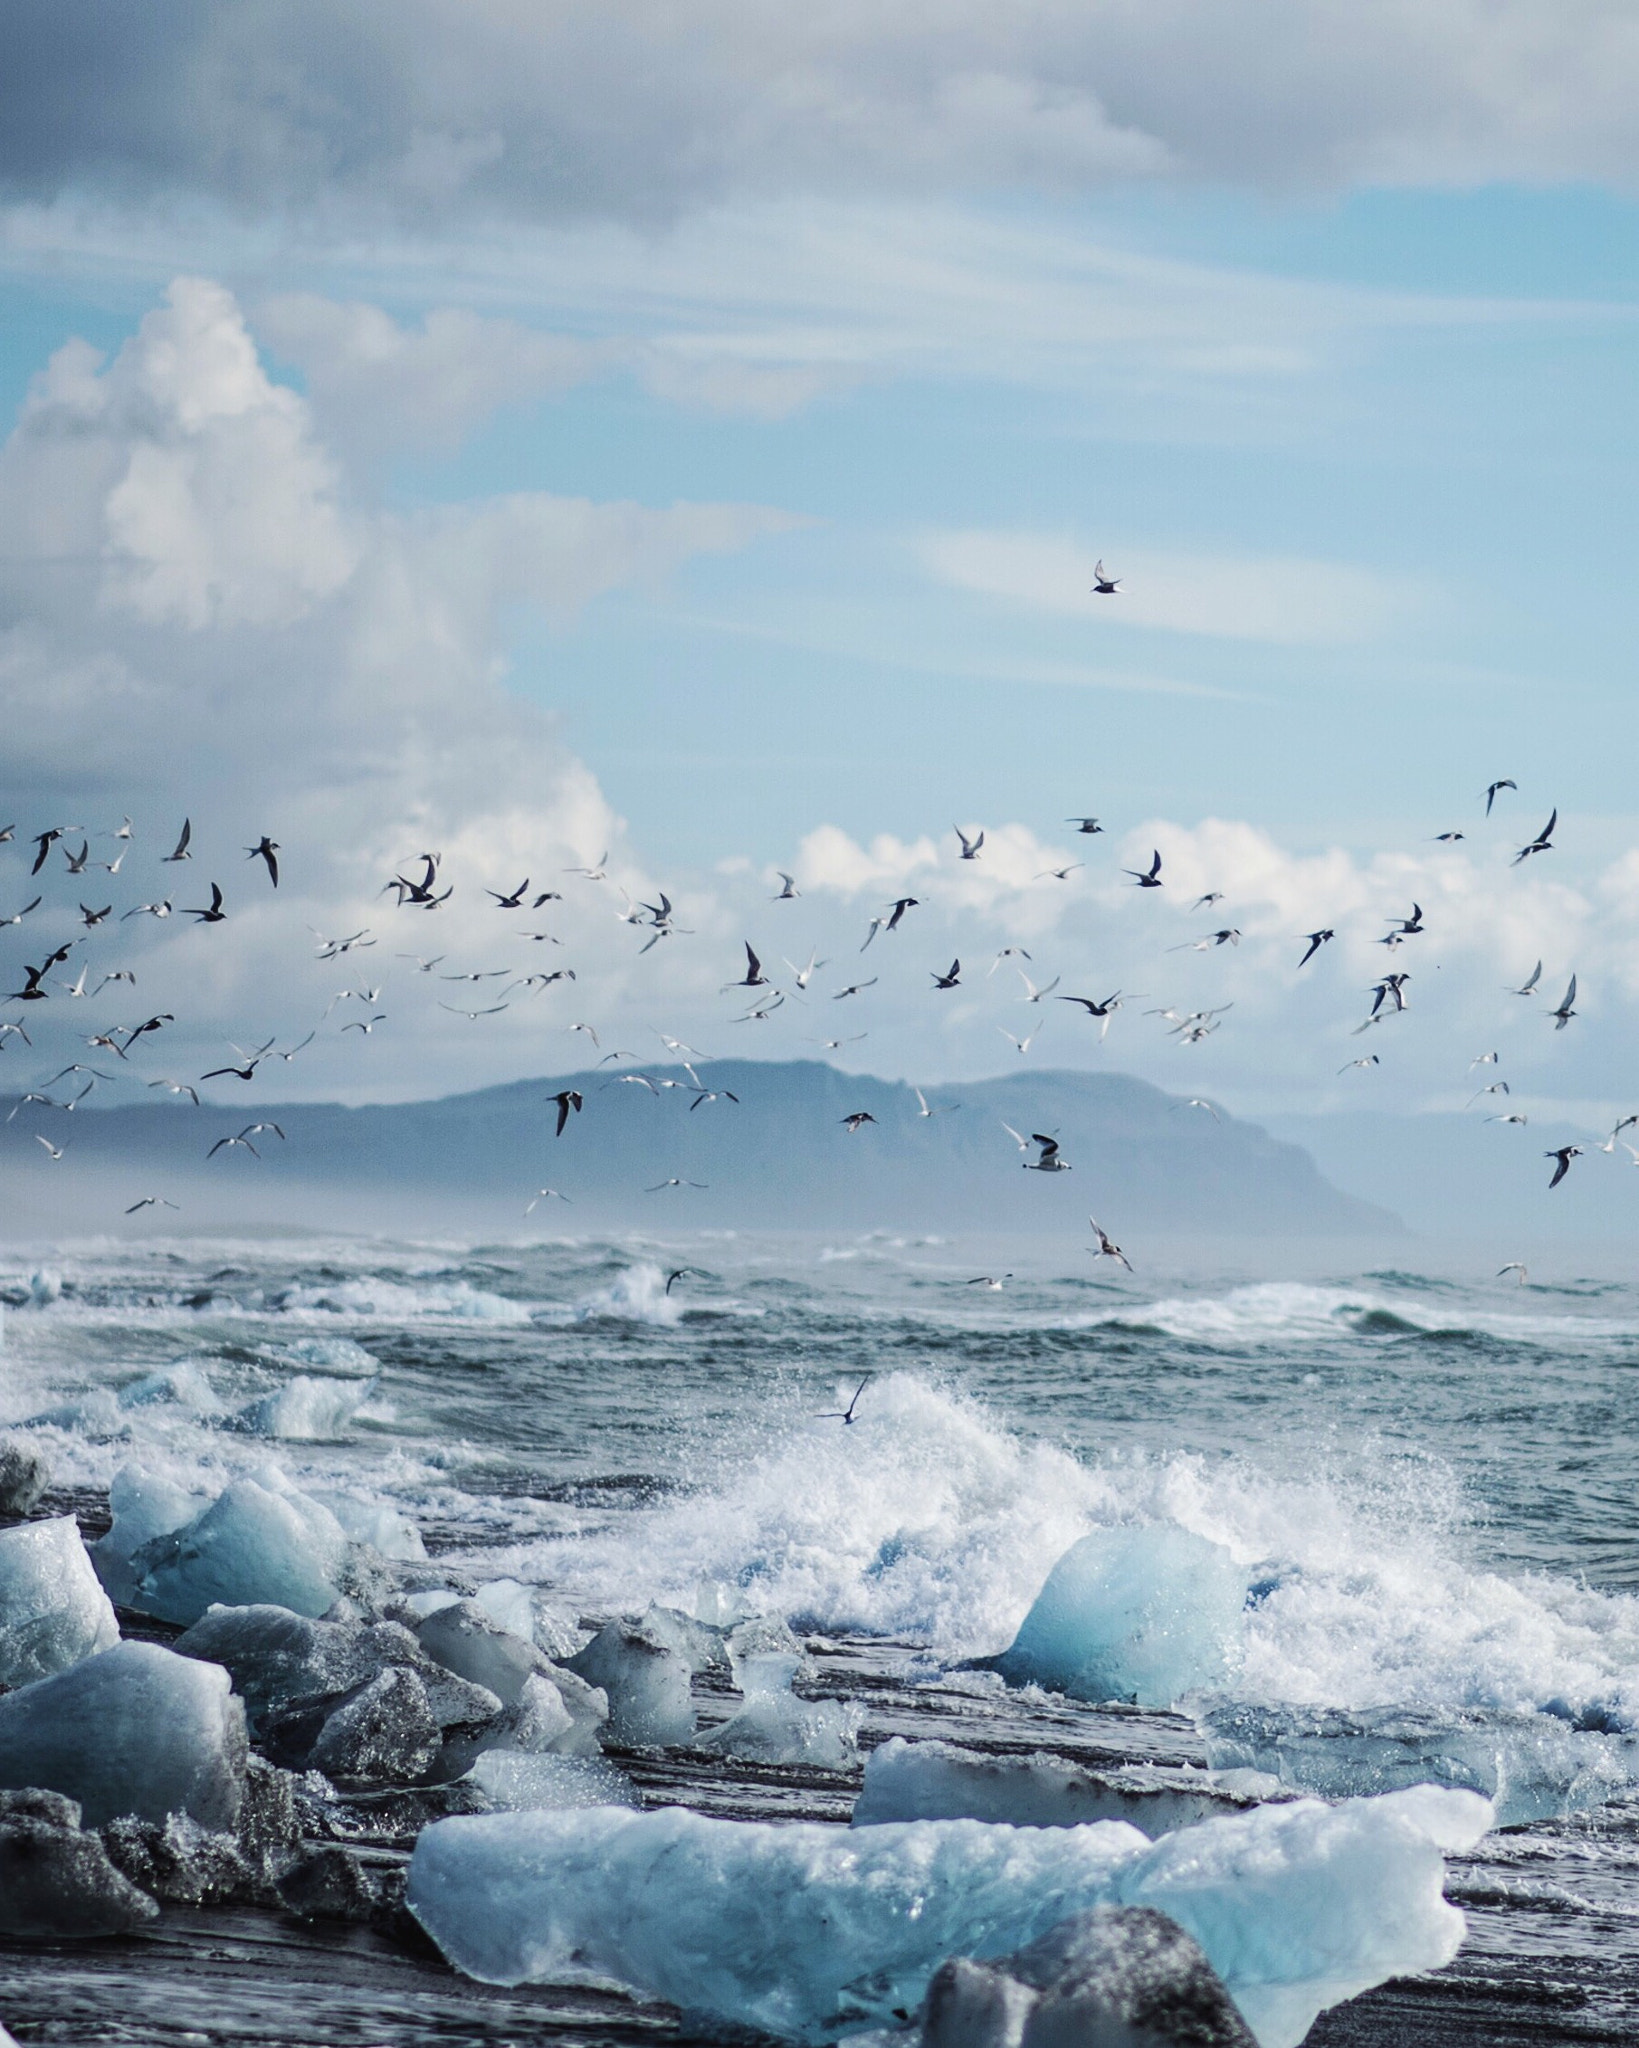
[0,1518,120,1687]
[125,1470,349,1625]
[407,1787,1491,2047]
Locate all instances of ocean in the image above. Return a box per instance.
[4,1226,1639,2041]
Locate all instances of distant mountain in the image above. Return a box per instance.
[0,1062,1400,1237]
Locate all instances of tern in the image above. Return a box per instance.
[820,1374,872,1424]
[1512,809,1556,864]
[1057,992,1125,1038]
[548,1090,583,1136]
[884,897,919,932]
[1486,1112,1529,1125]
[1545,1145,1582,1189]
[1497,1262,1528,1284]
[841,1111,877,1132]
[1035,862,1083,882]
[989,947,1032,974]
[1338,1055,1380,1074]
[1087,1219,1132,1271]
[1018,970,1060,1004]
[34,1135,63,1160]
[1485,779,1517,815]
[1172,1098,1222,1122]
[1090,561,1121,594]
[1597,1114,1639,1154]
[931,959,961,989]
[833,978,877,1000]
[966,1275,1012,1290]
[1549,977,1577,1029]
[246,836,280,886]
[1468,1081,1510,1106]
[148,1079,200,1104]
[1189,893,1225,912]
[487,879,531,908]
[1469,1051,1499,1070]
[772,872,800,900]
[723,942,769,992]
[1022,1133,1069,1172]
[664,1268,697,1294]
[913,1087,956,1117]
[125,1197,180,1214]
[997,1026,1040,1054]
[162,819,193,862]
[525,1189,572,1212]
[1508,961,1543,996]
[1066,818,1104,835]
[784,949,826,991]
[955,825,984,861]
[342,1013,389,1033]
[183,884,226,923]
[647,1178,707,1191]
[565,851,609,880]
[1298,929,1336,967]
[0,897,41,927]
[1125,850,1163,888]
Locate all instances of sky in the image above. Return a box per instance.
[1,2,1637,1152]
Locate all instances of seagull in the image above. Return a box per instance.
[647,1178,707,1191]
[819,1373,872,1424]
[1035,862,1084,882]
[1497,1262,1528,1285]
[525,1189,572,1212]
[548,1090,583,1136]
[565,851,609,880]
[1508,962,1543,996]
[832,978,877,1000]
[34,1135,63,1160]
[1087,1218,1132,1271]
[125,1196,180,1215]
[246,836,280,886]
[1297,930,1335,967]
[1023,1133,1070,1173]
[183,884,226,923]
[1545,1145,1582,1189]
[931,959,961,989]
[162,819,193,863]
[841,1111,877,1132]
[1485,780,1516,815]
[1550,977,1577,1029]
[772,872,800,900]
[1066,818,1104,835]
[955,825,984,861]
[1090,561,1121,595]
[1512,809,1556,864]
[1125,850,1163,888]
[966,1275,1012,1291]
[147,1079,200,1104]
[1338,1055,1380,1074]
[723,942,769,992]
[1172,1098,1222,1122]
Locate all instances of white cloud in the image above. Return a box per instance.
[916,529,1410,645]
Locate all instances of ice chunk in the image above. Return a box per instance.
[0,1787,159,1939]
[413,1602,608,1757]
[1199,1700,1635,1830]
[231,1374,373,1440]
[406,1787,1490,2048]
[130,1474,349,1624]
[1011,1906,1255,2048]
[118,1360,221,1414]
[173,1604,501,1734]
[317,1493,427,1561]
[101,1810,257,1907]
[855,1738,1277,1837]
[307,1666,441,1784]
[0,1640,247,1829]
[0,1516,120,1685]
[642,1602,730,1676]
[474,1578,537,1641]
[702,1654,861,1768]
[0,1436,49,1516]
[921,1956,1037,2048]
[89,1464,211,1606]
[565,1622,694,1746]
[989,1525,1246,1709]
[269,1335,381,1378]
[467,1751,638,1812]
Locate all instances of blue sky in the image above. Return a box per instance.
[0,8,1636,1145]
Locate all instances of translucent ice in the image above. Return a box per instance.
[702,1654,861,1768]
[129,1473,349,1624]
[564,1621,694,1746]
[468,1751,638,1812]
[990,1525,1246,1709]
[231,1374,373,1440]
[306,1665,441,1784]
[0,1516,120,1686]
[407,1786,1490,2048]
[0,1640,247,1829]
[854,1738,1275,1838]
[89,1465,213,1606]
[318,1492,427,1561]
[269,1336,380,1377]
[0,1787,160,1940]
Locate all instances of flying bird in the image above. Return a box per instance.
[1512,809,1556,864]
[1090,561,1121,594]
[1485,780,1517,815]
[647,1178,707,1191]
[931,959,961,989]
[884,897,919,932]
[183,884,226,923]
[1509,961,1543,996]
[1018,970,1060,1004]
[1125,850,1163,888]
[966,1275,1012,1291]
[163,819,193,863]
[1022,1133,1069,1173]
[1545,1145,1582,1189]
[772,871,800,900]
[1172,1098,1222,1122]
[565,851,609,880]
[1189,893,1225,912]
[819,1373,872,1424]
[1338,1055,1380,1074]
[34,1135,63,1160]
[1066,818,1104,835]
[487,879,531,908]
[1035,862,1084,882]
[548,1089,583,1137]
[147,1079,200,1104]
[1087,1218,1132,1270]
[246,836,280,885]
[832,978,877,1000]
[1497,1262,1528,1284]
[723,942,769,992]
[955,826,984,861]
[1298,930,1335,967]
[125,1197,180,1215]
[1550,977,1577,1029]
[840,1111,877,1132]
[525,1189,572,1212]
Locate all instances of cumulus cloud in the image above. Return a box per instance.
[6,3,1639,230]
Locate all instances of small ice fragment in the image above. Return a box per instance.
[0,1516,120,1686]
[306,1665,441,1785]
[565,1622,694,1746]
[702,1655,861,1768]
[0,1640,247,1829]
[0,1787,159,1939]
[230,1374,372,1440]
[0,1437,49,1516]
[406,1789,1491,2048]
[467,1751,638,1812]
[268,1336,380,1378]
[990,1525,1246,1709]
[130,1475,349,1624]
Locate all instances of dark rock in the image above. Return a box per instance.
[306,1666,441,1785]
[922,1956,1038,2048]
[101,1812,257,1907]
[0,1791,159,1939]
[0,1439,49,1518]
[1013,1907,1256,2048]
[275,1843,382,1923]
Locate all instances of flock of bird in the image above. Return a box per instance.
[0,599,1629,1289]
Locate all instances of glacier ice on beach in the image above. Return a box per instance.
[127,1471,349,1625]
[230,1374,374,1440]
[0,1516,120,1686]
[853,1737,1275,1837]
[990,1524,1247,1708]
[467,1750,638,1812]
[565,1621,694,1745]
[0,1640,247,1829]
[702,1653,861,1767]
[406,1785,1491,2048]
[89,1465,209,1606]
[267,1336,381,1377]
[317,1492,427,1561]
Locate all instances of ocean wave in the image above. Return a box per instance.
[267,1277,535,1323]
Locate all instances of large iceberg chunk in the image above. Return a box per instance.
[88,1465,208,1606]
[989,1525,1246,1708]
[129,1473,349,1624]
[0,1516,120,1686]
[854,1737,1274,1838]
[406,1787,1490,2048]
[0,1640,247,1828]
